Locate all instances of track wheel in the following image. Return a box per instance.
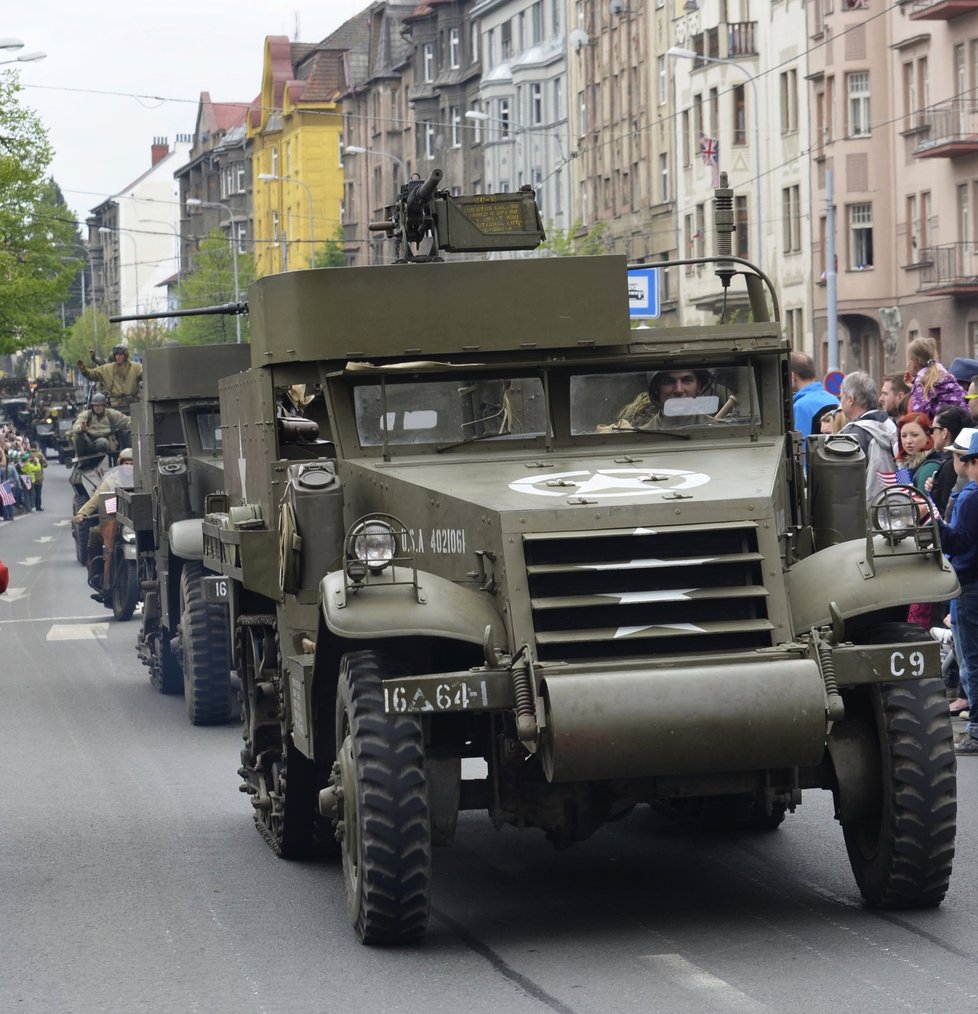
[841,677,956,908]
[179,561,232,725]
[334,650,431,944]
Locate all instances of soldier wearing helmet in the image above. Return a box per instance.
[77,344,143,413]
[71,392,131,460]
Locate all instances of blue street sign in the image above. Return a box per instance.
[627,267,660,319]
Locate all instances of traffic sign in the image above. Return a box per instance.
[627,268,660,319]
[824,370,844,396]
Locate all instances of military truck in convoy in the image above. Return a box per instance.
[117,343,250,724]
[191,173,958,944]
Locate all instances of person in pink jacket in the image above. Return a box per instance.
[906,336,965,419]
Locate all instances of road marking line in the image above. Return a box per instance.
[642,954,766,1012]
[46,623,110,641]
[0,614,108,625]
[0,588,28,603]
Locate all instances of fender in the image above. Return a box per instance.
[321,566,506,646]
[169,518,204,561]
[786,536,959,636]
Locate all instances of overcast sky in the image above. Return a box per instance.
[7,0,374,226]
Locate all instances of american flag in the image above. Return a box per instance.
[880,466,913,486]
[0,481,14,507]
[103,495,118,515]
[700,135,719,166]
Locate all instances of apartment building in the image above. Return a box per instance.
[810,0,978,377]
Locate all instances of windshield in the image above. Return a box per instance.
[571,365,760,435]
[354,377,548,447]
[195,411,223,453]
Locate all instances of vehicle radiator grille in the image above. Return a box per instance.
[523,522,773,661]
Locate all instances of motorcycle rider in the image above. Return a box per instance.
[71,393,130,461]
[72,448,134,602]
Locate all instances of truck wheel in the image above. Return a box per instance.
[111,557,139,622]
[179,561,232,725]
[155,634,183,695]
[841,677,956,908]
[239,619,319,859]
[334,650,431,944]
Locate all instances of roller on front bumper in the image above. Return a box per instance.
[382,638,940,784]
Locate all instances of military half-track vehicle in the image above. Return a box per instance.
[118,343,250,723]
[198,173,959,944]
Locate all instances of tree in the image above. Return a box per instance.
[538,220,608,257]
[174,230,255,345]
[61,306,117,369]
[0,73,81,355]
[310,226,347,268]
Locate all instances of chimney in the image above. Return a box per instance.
[151,136,170,166]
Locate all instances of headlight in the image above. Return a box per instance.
[870,486,924,543]
[349,519,398,573]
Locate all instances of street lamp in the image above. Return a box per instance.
[344,145,407,184]
[257,173,315,265]
[98,226,139,317]
[0,50,46,65]
[186,198,241,343]
[667,46,763,269]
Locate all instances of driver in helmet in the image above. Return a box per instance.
[71,393,131,460]
[598,368,717,431]
[77,344,143,413]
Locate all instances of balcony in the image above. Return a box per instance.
[909,0,978,20]
[727,22,757,57]
[918,243,978,294]
[913,101,978,158]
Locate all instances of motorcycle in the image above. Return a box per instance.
[86,479,139,622]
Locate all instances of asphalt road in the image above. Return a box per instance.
[2,466,977,1014]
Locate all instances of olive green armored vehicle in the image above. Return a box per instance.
[118,343,250,723]
[199,174,958,944]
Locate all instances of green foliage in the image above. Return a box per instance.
[0,73,81,355]
[61,306,117,368]
[174,230,255,345]
[538,220,608,257]
[310,226,347,268]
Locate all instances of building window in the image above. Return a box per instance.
[847,71,870,137]
[499,98,511,138]
[449,28,460,68]
[658,56,667,106]
[531,82,543,125]
[424,43,435,82]
[660,153,669,203]
[682,110,691,167]
[732,85,746,145]
[532,167,543,213]
[780,69,798,133]
[487,28,495,68]
[736,195,749,258]
[921,190,931,251]
[425,121,435,159]
[906,194,919,263]
[849,202,874,268]
[782,185,801,253]
[501,20,512,60]
[236,222,247,254]
[471,21,479,63]
[553,0,561,33]
[532,2,544,44]
[272,210,280,246]
[271,147,278,177]
[345,181,355,225]
[235,162,245,193]
[451,106,461,147]
[553,76,563,121]
[695,203,706,257]
[578,90,586,137]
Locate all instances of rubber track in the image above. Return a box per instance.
[181,562,232,725]
[865,678,956,908]
[343,651,431,944]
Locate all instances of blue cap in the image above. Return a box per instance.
[949,357,978,385]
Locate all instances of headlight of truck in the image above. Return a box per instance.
[348,519,398,576]
[870,485,924,544]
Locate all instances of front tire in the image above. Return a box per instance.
[334,650,431,944]
[111,556,139,622]
[179,562,232,725]
[841,677,956,908]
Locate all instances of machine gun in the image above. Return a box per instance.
[369,168,546,263]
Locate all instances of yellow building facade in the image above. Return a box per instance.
[248,36,348,276]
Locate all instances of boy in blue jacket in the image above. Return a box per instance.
[937,430,978,753]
